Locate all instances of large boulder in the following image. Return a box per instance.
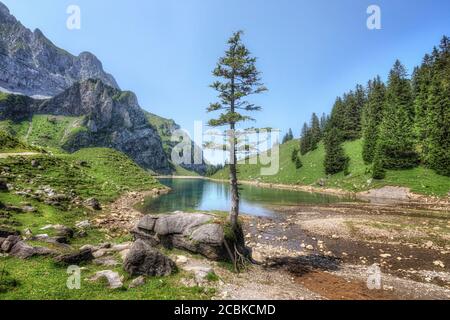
[9,241,55,259]
[132,212,228,261]
[124,239,176,277]
[0,235,55,259]
[0,235,21,252]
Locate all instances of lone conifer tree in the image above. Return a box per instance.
[206,31,267,243]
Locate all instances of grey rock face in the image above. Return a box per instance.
[34,79,171,173]
[132,213,228,261]
[0,79,171,173]
[124,239,176,277]
[0,2,172,173]
[0,2,118,98]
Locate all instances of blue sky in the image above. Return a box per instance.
[2,0,449,163]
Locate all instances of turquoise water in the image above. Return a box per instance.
[141,178,352,217]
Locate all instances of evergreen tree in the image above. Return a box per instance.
[328,97,346,134]
[372,146,386,179]
[425,36,450,176]
[375,60,419,170]
[206,31,268,246]
[291,148,303,169]
[282,128,294,143]
[350,84,366,139]
[320,113,329,133]
[310,113,321,150]
[324,127,349,175]
[362,76,386,164]
[300,123,312,155]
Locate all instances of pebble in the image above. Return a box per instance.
[433,260,445,268]
[176,255,188,265]
[129,276,146,289]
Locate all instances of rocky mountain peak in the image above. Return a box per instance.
[0,1,119,97]
[0,1,10,16]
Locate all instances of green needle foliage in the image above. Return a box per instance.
[362,76,386,164]
[373,60,419,174]
[206,31,267,233]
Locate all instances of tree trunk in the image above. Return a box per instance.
[229,69,239,231]
[229,130,239,231]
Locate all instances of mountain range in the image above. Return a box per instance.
[0,1,206,175]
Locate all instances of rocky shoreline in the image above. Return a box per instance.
[91,183,450,300]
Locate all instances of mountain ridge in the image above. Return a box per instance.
[0,1,118,98]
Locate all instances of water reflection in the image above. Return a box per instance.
[141,178,352,217]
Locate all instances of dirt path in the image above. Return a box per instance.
[0,152,40,158]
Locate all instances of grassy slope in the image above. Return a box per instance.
[1,256,212,300]
[213,139,450,197]
[0,149,212,299]
[0,115,84,152]
[0,130,31,153]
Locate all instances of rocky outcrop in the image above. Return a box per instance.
[54,248,94,265]
[37,79,170,173]
[0,79,171,173]
[124,239,176,277]
[0,2,178,174]
[0,2,118,98]
[132,212,228,261]
[146,112,209,175]
[0,235,55,259]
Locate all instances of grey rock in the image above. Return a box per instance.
[9,241,54,259]
[21,205,37,213]
[132,213,228,261]
[124,239,176,277]
[154,213,212,236]
[191,224,224,245]
[75,220,91,229]
[0,2,118,98]
[84,198,102,211]
[129,276,146,289]
[182,263,214,284]
[1,79,172,173]
[0,235,21,252]
[89,270,123,289]
[54,248,94,265]
[93,257,121,267]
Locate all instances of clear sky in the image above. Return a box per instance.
[2,0,449,164]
